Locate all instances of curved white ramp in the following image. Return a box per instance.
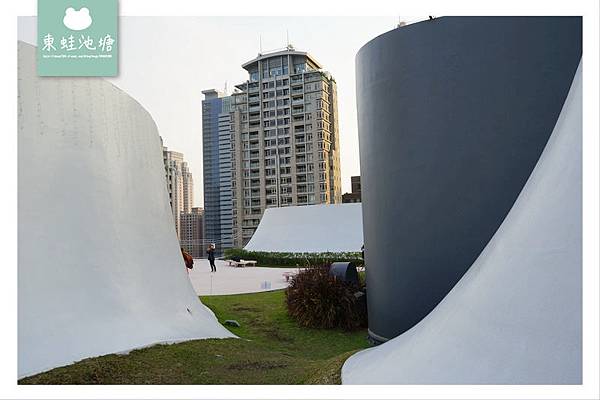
[18,42,234,379]
[342,63,582,384]
[244,203,363,253]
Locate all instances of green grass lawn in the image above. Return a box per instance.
[19,290,370,384]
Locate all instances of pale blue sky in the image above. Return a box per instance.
[19,16,409,206]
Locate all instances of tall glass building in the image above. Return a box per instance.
[201,90,233,252]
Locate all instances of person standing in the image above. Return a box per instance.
[207,243,216,272]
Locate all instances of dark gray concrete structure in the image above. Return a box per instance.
[357,17,582,342]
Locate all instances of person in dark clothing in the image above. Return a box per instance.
[207,244,216,272]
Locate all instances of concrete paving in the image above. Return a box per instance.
[187,259,300,296]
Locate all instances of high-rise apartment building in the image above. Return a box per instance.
[203,46,342,248]
[180,207,205,258]
[163,145,193,238]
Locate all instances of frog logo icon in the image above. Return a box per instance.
[63,7,93,31]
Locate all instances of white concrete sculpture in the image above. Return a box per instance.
[18,41,234,379]
[244,203,363,253]
[342,63,582,384]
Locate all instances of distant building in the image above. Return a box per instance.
[203,47,344,248]
[202,89,234,252]
[163,144,194,238]
[180,207,204,258]
[342,176,361,203]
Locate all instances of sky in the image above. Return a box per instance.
[18,16,402,207]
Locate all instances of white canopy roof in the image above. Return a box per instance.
[244,203,363,253]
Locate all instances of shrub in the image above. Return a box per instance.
[285,265,367,331]
[223,248,363,268]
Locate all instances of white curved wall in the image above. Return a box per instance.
[244,203,363,253]
[342,62,582,384]
[18,41,234,379]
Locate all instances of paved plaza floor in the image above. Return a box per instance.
[187,259,300,296]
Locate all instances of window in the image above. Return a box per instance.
[293,63,306,74]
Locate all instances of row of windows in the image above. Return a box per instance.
[263,109,290,118]
[261,78,290,89]
[261,98,290,108]
[262,89,290,99]
[263,118,290,127]
[261,193,328,206]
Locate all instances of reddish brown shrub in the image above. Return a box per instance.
[285,265,367,330]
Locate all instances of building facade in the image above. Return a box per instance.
[163,146,193,238]
[180,207,205,258]
[203,47,343,248]
[228,46,342,247]
[202,90,234,253]
[342,175,362,203]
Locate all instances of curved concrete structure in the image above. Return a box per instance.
[244,203,363,253]
[343,61,582,384]
[18,42,234,378]
[356,17,582,341]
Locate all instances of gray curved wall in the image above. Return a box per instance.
[357,17,582,341]
[343,61,582,384]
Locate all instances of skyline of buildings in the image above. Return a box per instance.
[162,141,194,238]
[203,46,343,248]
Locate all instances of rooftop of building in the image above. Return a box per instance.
[202,89,226,100]
[241,45,322,71]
